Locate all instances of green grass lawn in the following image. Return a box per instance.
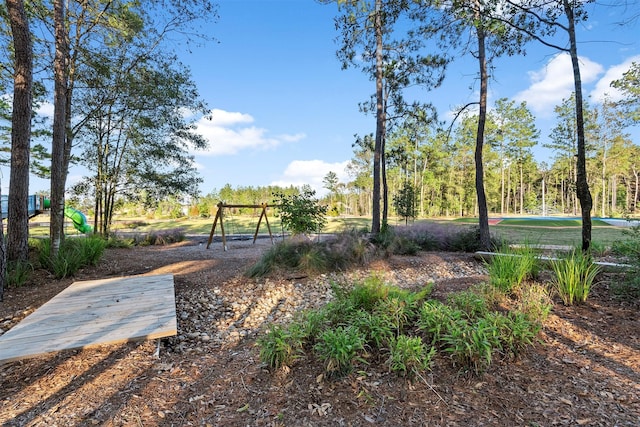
[28,214,633,249]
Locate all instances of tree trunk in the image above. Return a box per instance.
[564,0,592,251]
[6,0,33,263]
[371,0,383,235]
[0,187,5,301]
[50,0,68,258]
[475,19,491,250]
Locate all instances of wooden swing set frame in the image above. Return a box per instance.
[206,202,274,250]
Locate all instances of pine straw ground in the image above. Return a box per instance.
[0,236,638,426]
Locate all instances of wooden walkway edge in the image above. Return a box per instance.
[0,274,177,364]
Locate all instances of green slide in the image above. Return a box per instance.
[64,206,93,234]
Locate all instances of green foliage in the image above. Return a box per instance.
[513,283,553,325]
[36,236,107,279]
[133,228,185,246]
[274,189,327,236]
[446,289,490,320]
[314,326,366,376]
[247,229,376,277]
[487,245,538,293]
[417,300,464,345]
[258,324,305,369]
[611,271,640,300]
[551,251,600,305]
[387,335,436,378]
[393,181,417,225]
[441,316,494,374]
[447,226,500,252]
[5,261,33,288]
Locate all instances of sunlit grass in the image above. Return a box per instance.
[27,215,629,248]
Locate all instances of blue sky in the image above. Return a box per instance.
[182,0,640,197]
[13,0,640,198]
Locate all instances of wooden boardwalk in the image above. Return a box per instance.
[0,274,177,364]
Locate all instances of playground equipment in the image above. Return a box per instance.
[0,195,92,234]
[64,206,93,234]
[207,202,274,250]
[0,195,47,219]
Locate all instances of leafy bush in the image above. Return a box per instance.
[134,228,185,246]
[5,261,33,288]
[36,236,107,279]
[441,316,494,374]
[551,251,600,305]
[513,283,553,325]
[273,188,327,236]
[258,324,305,369]
[314,326,366,376]
[446,289,490,320]
[247,229,376,277]
[387,335,435,378]
[612,270,640,300]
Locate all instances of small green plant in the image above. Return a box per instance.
[258,324,305,369]
[446,289,490,320]
[393,181,418,226]
[314,325,366,376]
[551,250,600,305]
[273,188,327,236]
[348,309,395,348]
[487,245,537,294]
[441,317,495,374]
[499,312,540,357]
[611,270,640,300]
[387,335,435,378]
[417,300,464,345]
[514,283,553,325]
[5,260,33,288]
[36,236,108,279]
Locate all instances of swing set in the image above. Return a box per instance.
[206,202,275,250]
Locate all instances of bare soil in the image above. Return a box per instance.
[0,236,639,426]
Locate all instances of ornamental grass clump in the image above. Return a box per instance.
[551,250,600,305]
[487,245,538,294]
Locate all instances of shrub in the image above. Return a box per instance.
[446,226,502,252]
[417,300,464,345]
[441,316,494,374]
[551,251,600,305]
[5,261,33,288]
[446,289,490,320]
[273,188,327,236]
[387,335,436,378]
[513,283,553,325]
[36,236,107,279]
[314,326,366,376]
[258,324,305,369]
[134,228,185,246]
[247,229,376,277]
[612,270,640,300]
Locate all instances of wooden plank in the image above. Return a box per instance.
[0,274,177,364]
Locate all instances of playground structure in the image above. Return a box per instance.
[0,195,92,234]
[206,202,274,250]
[0,195,46,220]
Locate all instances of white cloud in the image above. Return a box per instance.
[270,159,350,196]
[207,108,254,126]
[36,101,54,118]
[590,55,640,103]
[194,108,305,156]
[514,53,604,117]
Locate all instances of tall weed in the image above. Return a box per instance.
[551,251,600,305]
